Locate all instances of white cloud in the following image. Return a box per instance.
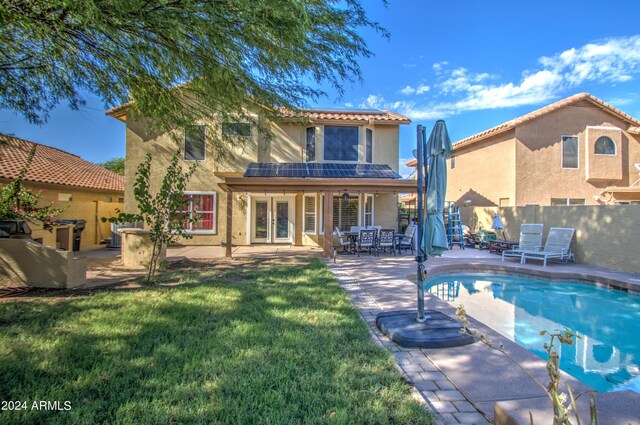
[359,94,385,109]
[344,102,353,107]
[400,84,430,95]
[432,61,448,73]
[416,84,430,94]
[397,35,640,120]
[400,85,415,95]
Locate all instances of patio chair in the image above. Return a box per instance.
[501,224,544,262]
[356,229,377,257]
[350,226,362,233]
[520,227,575,267]
[377,229,396,256]
[397,224,417,255]
[335,227,352,254]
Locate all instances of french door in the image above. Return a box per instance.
[251,196,294,243]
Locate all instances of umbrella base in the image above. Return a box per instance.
[376,310,475,349]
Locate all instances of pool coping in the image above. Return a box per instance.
[328,257,640,425]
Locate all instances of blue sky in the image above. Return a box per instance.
[2,0,640,175]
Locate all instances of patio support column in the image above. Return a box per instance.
[323,191,334,257]
[225,189,233,258]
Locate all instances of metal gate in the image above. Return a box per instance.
[109,221,143,248]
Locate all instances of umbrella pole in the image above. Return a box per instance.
[416,125,427,322]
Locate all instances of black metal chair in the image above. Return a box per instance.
[356,229,376,257]
[377,229,396,256]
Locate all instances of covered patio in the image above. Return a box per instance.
[220,175,417,258]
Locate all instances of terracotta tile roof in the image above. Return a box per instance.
[455,92,640,150]
[106,101,411,125]
[0,135,124,192]
[278,108,411,124]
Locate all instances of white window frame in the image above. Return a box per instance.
[364,194,374,227]
[365,128,373,164]
[184,125,207,161]
[561,135,579,169]
[319,194,324,235]
[306,127,316,162]
[594,136,617,156]
[304,194,316,234]
[183,191,217,234]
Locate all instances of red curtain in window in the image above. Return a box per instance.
[192,195,214,230]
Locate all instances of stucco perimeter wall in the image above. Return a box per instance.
[0,239,86,288]
[459,205,640,274]
[447,134,516,206]
[514,103,640,206]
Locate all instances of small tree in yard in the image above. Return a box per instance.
[106,150,198,284]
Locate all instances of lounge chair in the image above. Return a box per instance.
[520,227,575,267]
[501,224,544,262]
[397,224,416,255]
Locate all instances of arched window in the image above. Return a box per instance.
[594,136,616,155]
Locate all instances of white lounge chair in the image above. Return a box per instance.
[501,224,544,262]
[520,227,575,267]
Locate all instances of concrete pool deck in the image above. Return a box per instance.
[329,248,640,424]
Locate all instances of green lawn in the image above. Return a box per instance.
[0,258,434,424]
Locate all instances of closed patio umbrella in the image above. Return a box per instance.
[421,120,453,257]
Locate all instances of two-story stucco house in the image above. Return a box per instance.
[406,93,640,207]
[106,106,414,256]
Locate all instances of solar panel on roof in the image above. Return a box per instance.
[244,163,402,179]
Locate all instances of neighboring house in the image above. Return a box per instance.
[0,135,125,249]
[106,106,414,256]
[405,93,640,206]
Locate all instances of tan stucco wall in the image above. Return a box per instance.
[124,116,402,246]
[459,204,640,274]
[446,134,516,206]
[0,239,86,288]
[0,180,124,249]
[514,104,640,206]
[120,229,166,268]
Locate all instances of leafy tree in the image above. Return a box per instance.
[104,150,198,284]
[0,0,385,156]
[0,145,67,228]
[98,157,125,175]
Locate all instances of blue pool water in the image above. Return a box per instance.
[425,274,640,394]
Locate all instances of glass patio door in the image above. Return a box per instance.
[251,197,293,243]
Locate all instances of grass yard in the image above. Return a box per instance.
[0,257,434,424]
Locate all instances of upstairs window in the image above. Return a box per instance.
[365,128,373,163]
[561,136,578,169]
[185,125,206,161]
[222,122,251,137]
[594,136,616,155]
[451,156,456,169]
[324,126,359,161]
[306,127,316,162]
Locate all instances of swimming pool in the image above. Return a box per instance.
[425,274,640,394]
